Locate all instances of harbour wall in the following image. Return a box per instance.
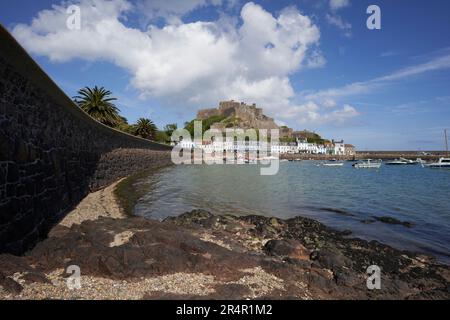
[0,25,172,255]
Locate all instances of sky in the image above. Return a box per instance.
[1,0,450,150]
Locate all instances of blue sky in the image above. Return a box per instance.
[1,0,450,150]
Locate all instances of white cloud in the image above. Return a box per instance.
[375,54,450,82]
[13,0,335,124]
[136,0,228,23]
[278,101,359,125]
[324,104,359,123]
[305,49,327,69]
[326,13,351,37]
[303,54,450,101]
[380,50,398,58]
[329,0,350,11]
[323,98,337,108]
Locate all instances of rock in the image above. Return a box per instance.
[165,210,215,227]
[311,248,352,270]
[1,205,449,299]
[109,231,134,247]
[373,216,414,228]
[21,272,51,284]
[211,283,252,299]
[334,270,362,287]
[263,239,310,261]
[320,208,355,217]
[269,217,280,227]
[0,272,23,295]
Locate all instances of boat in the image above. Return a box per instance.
[423,130,450,168]
[385,159,408,165]
[423,158,450,168]
[400,157,419,165]
[353,159,382,169]
[322,162,344,167]
[385,157,419,165]
[416,158,426,164]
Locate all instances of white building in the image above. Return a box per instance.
[330,140,346,155]
[174,137,352,156]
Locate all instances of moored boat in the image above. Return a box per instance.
[400,157,419,165]
[423,158,450,168]
[353,159,382,169]
[385,159,408,165]
[322,162,344,167]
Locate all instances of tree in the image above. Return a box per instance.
[184,115,226,137]
[164,123,178,137]
[73,86,121,127]
[135,118,157,140]
[155,130,170,144]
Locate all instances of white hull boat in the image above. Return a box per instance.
[423,158,450,168]
[400,157,419,165]
[322,162,344,167]
[385,159,407,165]
[423,130,450,168]
[385,157,418,165]
[353,159,382,169]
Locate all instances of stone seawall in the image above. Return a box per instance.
[0,25,172,255]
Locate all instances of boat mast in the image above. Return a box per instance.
[445,129,449,156]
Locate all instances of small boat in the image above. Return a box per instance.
[385,159,408,165]
[423,158,450,168]
[353,159,382,169]
[422,130,449,168]
[399,157,419,165]
[322,162,344,167]
[416,158,426,164]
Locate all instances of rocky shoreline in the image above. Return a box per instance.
[0,179,449,300]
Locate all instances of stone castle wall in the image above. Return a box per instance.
[0,26,172,255]
[197,100,279,130]
[197,108,220,119]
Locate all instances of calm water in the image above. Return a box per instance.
[134,161,450,263]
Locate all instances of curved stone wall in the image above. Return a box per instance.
[0,25,172,255]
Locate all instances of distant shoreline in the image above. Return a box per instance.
[282,152,448,161]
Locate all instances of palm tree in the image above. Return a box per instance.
[73,86,121,127]
[135,118,157,140]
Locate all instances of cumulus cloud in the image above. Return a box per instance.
[326,13,351,37]
[136,0,228,24]
[12,0,356,125]
[323,98,337,108]
[279,101,359,125]
[329,0,350,11]
[326,0,351,37]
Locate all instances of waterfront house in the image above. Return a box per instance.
[174,135,354,156]
[345,144,356,156]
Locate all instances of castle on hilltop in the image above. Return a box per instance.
[197,100,279,130]
[182,100,355,155]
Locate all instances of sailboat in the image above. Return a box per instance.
[423,129,450,169]
[423,158,450,168]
